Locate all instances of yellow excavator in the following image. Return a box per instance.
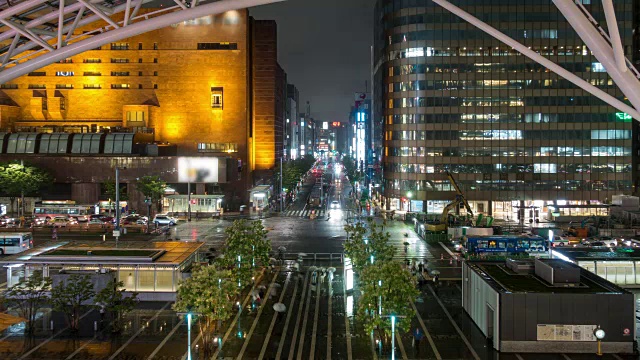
[426,171,474,233]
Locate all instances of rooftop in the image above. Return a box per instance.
[0,241,204,266]
[468,260,627,294]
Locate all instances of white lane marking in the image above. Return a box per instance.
[515,354,525,360]
[395,329,408,360]
[108,302,171,360]
[276,272,304,360]
[295,278,315,360]
[438,241,454,256]
[19,308,94,360]
[64,335,97,360]
[288,271,311,360]
[309,280,322,360]
[146,318,185,360]
[561,354,572,360]
[258,273,292,360]
[342,276,353,360]
[327,279,332,360]
[236,270,281,359]
[409,301,442,359]
[427,285,480,360]
[611,354,623,360]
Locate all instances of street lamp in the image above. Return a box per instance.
[187,313,193,360]
[407,191,413,212]
[594,325,605,356]
[390,315,396,360]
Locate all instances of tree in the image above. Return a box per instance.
[136,175,167,215]
[50,274,95,332]
[343,220,394,272]
[102,178,128,215]
[0,163,50,215]
[342,155,362,187]
[219,220,271,286]
[173,266,238,357]
[94,278,138,333]
[357,261,419,346]
[5,271,52,334]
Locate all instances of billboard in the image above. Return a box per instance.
[178,157,219,183]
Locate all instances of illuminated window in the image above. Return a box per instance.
[111,84,130,89]
[56,84,73,89]
[28,72,46,76]
[84,84,101,89]
[1,84,17,89]
[111,71,130,76]
[126,111,145,122]
[110,42,129,50]
[211,87,223,109]
[111,58,129,63]
[84,72,101,76]
[198,143,238,153]
[83,58,101,63]
[56,71,74,77]
[197,42,238,50]
[28,84,46,89]
[591,62,606,72]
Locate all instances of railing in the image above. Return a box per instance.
[281,252,344,263]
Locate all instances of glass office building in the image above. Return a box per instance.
[374,0,638,221]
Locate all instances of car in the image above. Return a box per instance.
[551,235,570,246]
[588,241,608,249]
[153,215,176,226]
[87,219,105,225]
[331,200,340,209]
[50,217,69,227]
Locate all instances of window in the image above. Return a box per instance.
[71,133,102,154]
[138,58,142,63]
[153,43,158,50]
[138,43,142,50]
[153,84,158,89]
[197,42,238,50]
[104,133,134,154]
[56,84,73,89]
[139,71,143,76]
[153,71,158,76]
[591,62,606,72]
[153,58,158,63]
[126,111,145,122]
[111,58,129,63]
[138,84,142,89]
[83,72,101,76]
[59,58,73,63]
[83,84,101,89]
[28,84,46,89]
[83,58,101,63]
[6,133,38,153]
[28,72,46,76]
[56,71,74,76]
[211,87,223,108]
[198,143,238,153]
[110,42,129,50]
[39,133,69,154]
[111,84,130,89]
[111,71,130,76]
[1,84,17,89]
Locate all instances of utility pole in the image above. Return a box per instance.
[19,160,24,217]
[187,181,191,222]
[280,158,284,212]
[115,167,121,244]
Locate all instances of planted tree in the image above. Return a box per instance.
[5,271,52,334]
[357,261,419,348]
[173,266,238,357]
[219,220,271,286]
[50,274,95,332]
[94,278,138,333]
[343,220,395,272]
[0,163,50,215]
[342,155,361,187]
[102,178,128,215]
[343,222,369,271]
[136,175,167,215]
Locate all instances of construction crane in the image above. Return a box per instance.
[426,172,474,233]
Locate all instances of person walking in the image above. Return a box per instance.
[413,327,424,355]
[418,261,424,274]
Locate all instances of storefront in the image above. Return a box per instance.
[163,194,224,215]
[248,185,272,210]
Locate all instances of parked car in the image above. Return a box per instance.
[551,235,570,246]
[588,241,608,249]
[87,219,105,226]
[153,215,176,226]
[50,217,71,227]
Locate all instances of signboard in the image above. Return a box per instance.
[344,258,353,291]
[616,112,632,121]
[537,324,596,341]
[112,230,120,237]
[178,157,219,183]
[332,122,341,127]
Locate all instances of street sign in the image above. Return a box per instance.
[112,230,120,237]
[623,328,631,336]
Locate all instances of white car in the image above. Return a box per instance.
[153,215,177,226]
[552,235,570,246]
[331,200,340,209]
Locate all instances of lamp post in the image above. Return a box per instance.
[187,181,192,222]
[594,325,605,356]
[407,191,413,212]
[144,198,152,234]
[187,313,193,360]
[115,167,122,244]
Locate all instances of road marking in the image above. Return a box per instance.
[64,335,97,360]
[395,329,408,359]
[327,279,332,360]
[258,273,292,360]
[438,242,454,256]
[108,302,171,360]
[427,285,481,360]
[277,271,305,360]
[295,276,315,360]
[562,354,572,360]
[146,318,185,360]
[612,354,623,360]
[342,276,353,360]
[370,331,378,360]
[287,271,311,360]
[515,354,525,360]
[309,280,322,360]
[209,273,265,360]
[236,270,281,359]
[409,301,441,359]
[19,308,94,360]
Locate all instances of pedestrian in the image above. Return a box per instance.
[418,262,424,273]
[413,327,424,355]
[320,270,326,284]
[411,263,417,276]
[440,253,444,260]
[52,228,58,241]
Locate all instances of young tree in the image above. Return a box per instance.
[341,155,361,187]
[50,274,95,332]
[173,266,238,357]
[5,271,52,334]
[219,220,271,286]
[343,220,395,272]
[343,222,369,271]
[94,278,138,333]
[102,178,128,215]
[357,261,419,346]
[367,221,395,264]
[0,163,51,215]
[136,175,167,215]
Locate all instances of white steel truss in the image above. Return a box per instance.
[432,0,640,121]
[0,0,283,83]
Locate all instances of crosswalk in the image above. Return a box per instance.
[282,209,327,218]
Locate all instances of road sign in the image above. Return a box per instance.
[113,230,120,237]
[623,328,631,336]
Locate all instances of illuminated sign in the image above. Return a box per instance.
[322,122,328,130]
[616,112,632,121]
[332,122,341,127]
[357,112,365,123]
[178,157,219,182]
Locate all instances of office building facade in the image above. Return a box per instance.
[0,9,287,212]
[374,0,637,221]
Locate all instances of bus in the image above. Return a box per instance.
[0,232,33,255]
[463,235,547,255]
[33,201,98,222]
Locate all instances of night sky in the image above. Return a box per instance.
[250,0,376,122]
